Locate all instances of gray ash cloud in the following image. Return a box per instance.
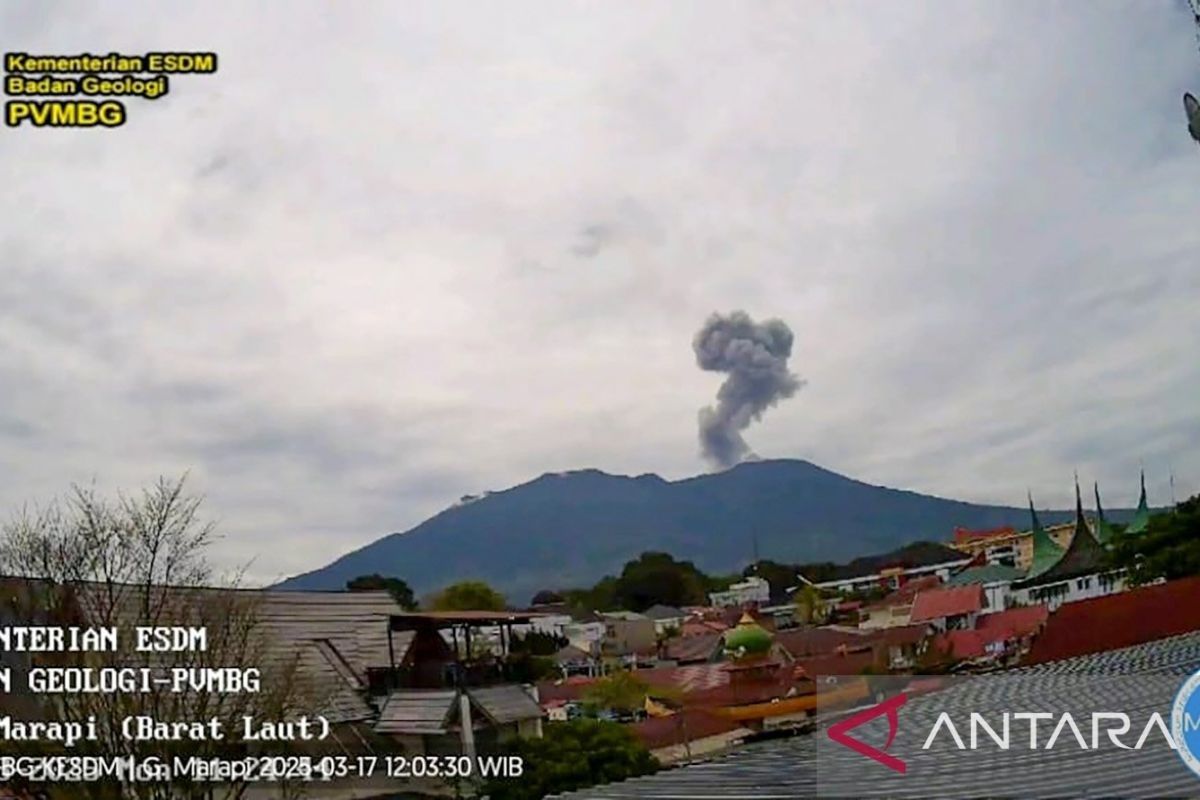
[693,311,803,468]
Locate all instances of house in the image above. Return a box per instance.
[935,604,1049,664]
[642,604,688,635]
[776,623,928,673]
[1009,485,1126,611]
[809,543,972,595]
[553,644,599,677]
[680,616,729,638]
[375,610,549,758]
[1023,576,1200,665]
[708,576,770,608]
[664,631,724,665]
[376,684,543,756]
[856,575,941,630]
[561,611,606,654]
[599,611,658,661]
[944,564,1025,614]
[909,584,985,632]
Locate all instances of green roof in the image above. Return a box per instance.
[947,564,1026,586]
[1126,471,1151,535]
[723,613,773,658]
[1093,482,1118,546]
[1014,482,1109,589]
[1025,493,1065,581]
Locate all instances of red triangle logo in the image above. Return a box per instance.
[826,692,907,774]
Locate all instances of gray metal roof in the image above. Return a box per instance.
[376,689,458,735]
[469,685,544,725]
[552,630,1200,798]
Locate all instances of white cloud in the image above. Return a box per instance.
[2,0,1198,583]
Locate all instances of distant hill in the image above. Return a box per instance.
[276,459,1134,602]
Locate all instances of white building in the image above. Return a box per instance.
[708,576,770,608]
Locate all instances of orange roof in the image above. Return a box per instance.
[910,585,984,623]
[630,708,746,750]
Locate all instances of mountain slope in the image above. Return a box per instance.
[276,459,1128,602]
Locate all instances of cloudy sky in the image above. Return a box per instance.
[2,1,1198,584]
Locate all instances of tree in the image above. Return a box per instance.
[611,552,710,611]
[1109,495,1200,585]
[563,575,619,613]
[795,583,829,625]
[744,559,801,596]
[582,671,650,714]
[427,579,507,611]
[510,630,569,656]
[0,476,319,800]
[480,719,659,800]
[530,589,564,606]
[345,573,417,610]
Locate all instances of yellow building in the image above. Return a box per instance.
[950,521,1075,571]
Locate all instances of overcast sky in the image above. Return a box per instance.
[3,1,1198,585]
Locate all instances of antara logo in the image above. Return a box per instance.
[826,693,908,774]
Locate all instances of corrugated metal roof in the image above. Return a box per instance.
[469,685,543,725]
[552,629,1200,798]
[376,689,457,735]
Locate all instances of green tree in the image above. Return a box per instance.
[563,575,620,613]
[427,579,507,611]
[345,573,417,610]
[481,719,659,800]
[510,630,569,656]
[530,589,564,606]
[795,583,829,625]
[743,559,801,596]
[582,671,650,714]
[612,551,710,611]
[1109,495,1200,585]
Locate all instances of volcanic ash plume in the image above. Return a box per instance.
[693,311,803,469]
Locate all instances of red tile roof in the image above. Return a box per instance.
[910,585,984,623]
[536,675,597,703]
[681,618,728,637]
[865,575,942,611]
[635,663,730,695]
[665,632,722,663]
[1024,577,1200,665]
[937,606,1048,660]
[774,627,869,658]
[867,623,929,648]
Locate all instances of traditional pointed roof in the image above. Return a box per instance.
[1126,471,1151,534]
[1092,482,1118,546]
[1025,492,1064,581]
[1015,482,1109,589]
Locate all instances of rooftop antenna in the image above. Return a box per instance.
[1187,0,1200,143]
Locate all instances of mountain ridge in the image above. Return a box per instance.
[276,459,1136,602]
